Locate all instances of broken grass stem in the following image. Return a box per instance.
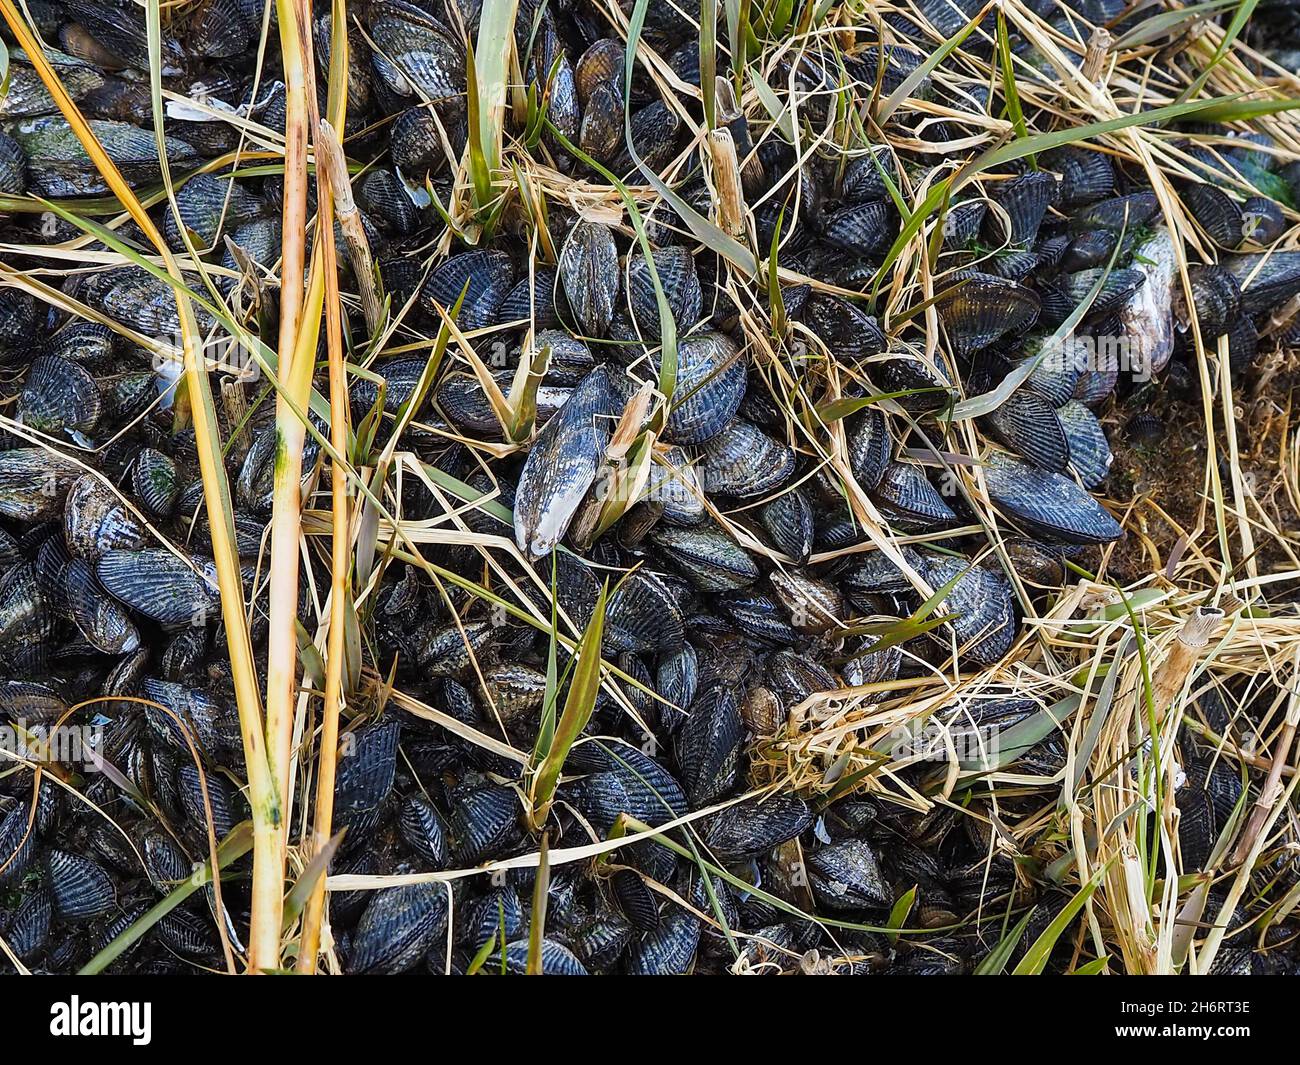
[317,119,384,337]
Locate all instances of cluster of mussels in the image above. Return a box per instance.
[2,0,1300,974]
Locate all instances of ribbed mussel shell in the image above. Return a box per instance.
[19,357,103,435]
[96,549,221,626]
[663,333,746,445]
[65,558,140,654]
[64,474,147,560]
[0,449,82,522]
[936,274,1040,356]
[349,883,450,974]
[983,453,1122,544]
[420,249,514,331]
[559,220,620,337]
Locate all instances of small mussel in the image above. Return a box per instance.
[349,883,450,974]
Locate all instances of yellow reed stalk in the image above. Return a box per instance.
[297,10,354,967]
[262,248,327,916]
[294,248,349,974]
[261,0,322,967]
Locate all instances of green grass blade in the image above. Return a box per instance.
[750,67,794,141]
[465,46,494,215]
[465,928,499,975]
[870,177,953,304]
[959,693,1081,773]
[525,832,550,973]
[974,906,1036,974]
[1186,97,1300,124]
[472,0,521,210]
[876,1,994,124]
[701,0,718,131]
[79,823,254,974]
[528,582,609,828]
[767,0,794,39]
[1113,0,1238,49]
[1012,864,1108,975]
[818,388,946,422]
[532,552,563,765]
[838,612,955,650]
[1178,0,1260,103]
[995,10,1031,166]
[967,94,1300,177]
[767,204,786,336]
[886,885,917,944]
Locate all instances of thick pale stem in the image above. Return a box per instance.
[261,0,318,963]
[276,0,310,358]
[296,120,352,973]
[265,258,327,821]
[707,127,746,239]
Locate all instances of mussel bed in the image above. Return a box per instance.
[1,0,1300,976]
